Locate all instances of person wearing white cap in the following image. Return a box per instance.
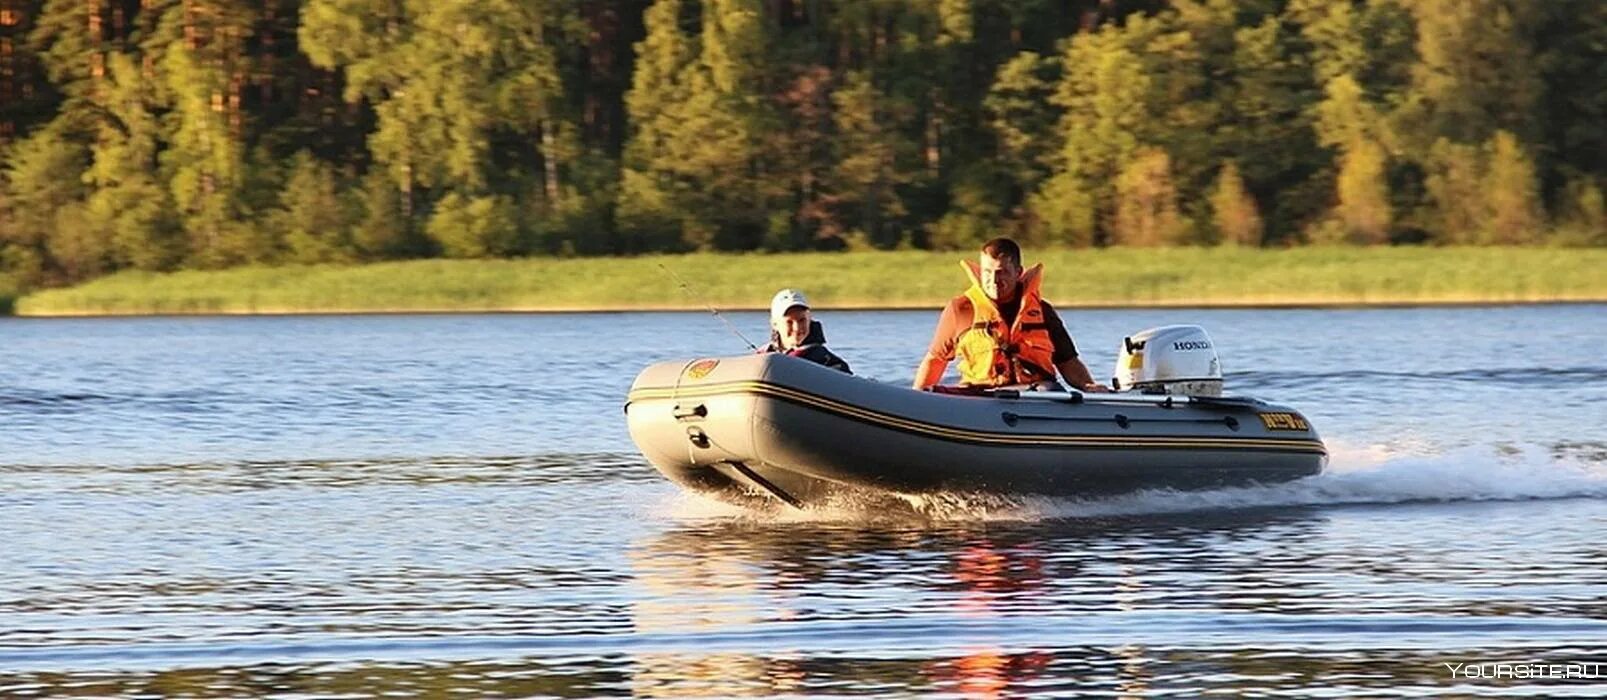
[760,288,852,373]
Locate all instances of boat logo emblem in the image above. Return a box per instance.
[685,359,720,380]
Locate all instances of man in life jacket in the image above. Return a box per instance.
[912,237,1109,392]
[760,288,852,374]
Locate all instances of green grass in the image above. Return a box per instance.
[13,246,1607,316]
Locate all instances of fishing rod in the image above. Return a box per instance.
[657,263,759,352]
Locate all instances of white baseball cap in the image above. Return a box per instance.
[770,288,810,320]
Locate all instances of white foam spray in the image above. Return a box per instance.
[660,440,1607,524]
[1012,440,1607,521]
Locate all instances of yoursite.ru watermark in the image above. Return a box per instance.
[1445,662,1606,680]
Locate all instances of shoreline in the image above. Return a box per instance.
[10,296,1604,319]
[12,247,1604,317]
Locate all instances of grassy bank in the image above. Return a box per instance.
[13,247,1607,316]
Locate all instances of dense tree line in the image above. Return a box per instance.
[0,0,1602,289]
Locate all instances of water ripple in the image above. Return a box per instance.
[1233,366,1607,391]
[1,612,1603,670]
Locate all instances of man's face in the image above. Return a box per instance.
[774,306,812,350]
[979,253,1022,303]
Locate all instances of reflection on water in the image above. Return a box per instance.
[613,506,1607,697]
[623,518,1170,697]
[2,659,634,698]
[12,646,1606,698]
[3,491,1607,693]
[629,525,777,698]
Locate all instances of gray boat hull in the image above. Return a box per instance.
[625,354,1325,509]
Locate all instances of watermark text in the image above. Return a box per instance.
[1445,662,1606,680]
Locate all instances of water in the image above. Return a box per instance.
[1,305,1604,697]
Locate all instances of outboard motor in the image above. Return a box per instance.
[1114,325,1223,396]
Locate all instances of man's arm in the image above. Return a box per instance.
[1056,356,1110,393]
[1040,301,1110,392]
[913,354,949,390]
[914,299,962,389]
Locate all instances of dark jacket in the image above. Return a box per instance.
[761,320,852,374]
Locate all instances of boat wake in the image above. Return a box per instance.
[1010,440,1607,521]
[665,440,1607,523]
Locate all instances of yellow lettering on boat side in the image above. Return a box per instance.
[1259,412,1309,431]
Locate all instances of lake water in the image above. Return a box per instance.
[1,305,1604,697]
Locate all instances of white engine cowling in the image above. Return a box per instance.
[1114,325,1223,396]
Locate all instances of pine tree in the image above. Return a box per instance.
[766,64,835,251]
[302,0,573,221]
[1112,147,1187,247]
[1286,0,1364,87]
[1553,175,1605,246]
[274,151,354,263]
[620,0,774,250]
[1032,23,1151,246]
[1397,0,1544,148]
[0,123,89,284]
[1287,0,1415,244]
[1146,0,1223,209]
[1335,138,1391,244]
[983,51,1060,204]
[1480,130,1542,245]
[1424,138,1483,244]
[30,0,115,102]
[830,71,914,248]
[616,0,692,247]
[157,0,266,266]
[250,1,373,172]
[1286,0,1413,96]
[1534,1,1607,194]
[1223,15,1322,243]
[1314,75,1385,153]
[426,191,520,258]
[21,0,166,277]
[1314,74,1395,244]
[83,52,181,271]
[351,169,417,259]
[1210,161,1263,246]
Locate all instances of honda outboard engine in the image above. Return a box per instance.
[1114,325,1223,396]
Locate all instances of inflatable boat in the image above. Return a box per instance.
[625,326,1326,509]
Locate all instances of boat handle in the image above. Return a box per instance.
[686,427,710,449]
[673,404,708,421]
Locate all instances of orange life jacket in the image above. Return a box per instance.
[955,260,1058,387]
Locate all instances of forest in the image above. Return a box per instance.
[1,0,1603,292]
